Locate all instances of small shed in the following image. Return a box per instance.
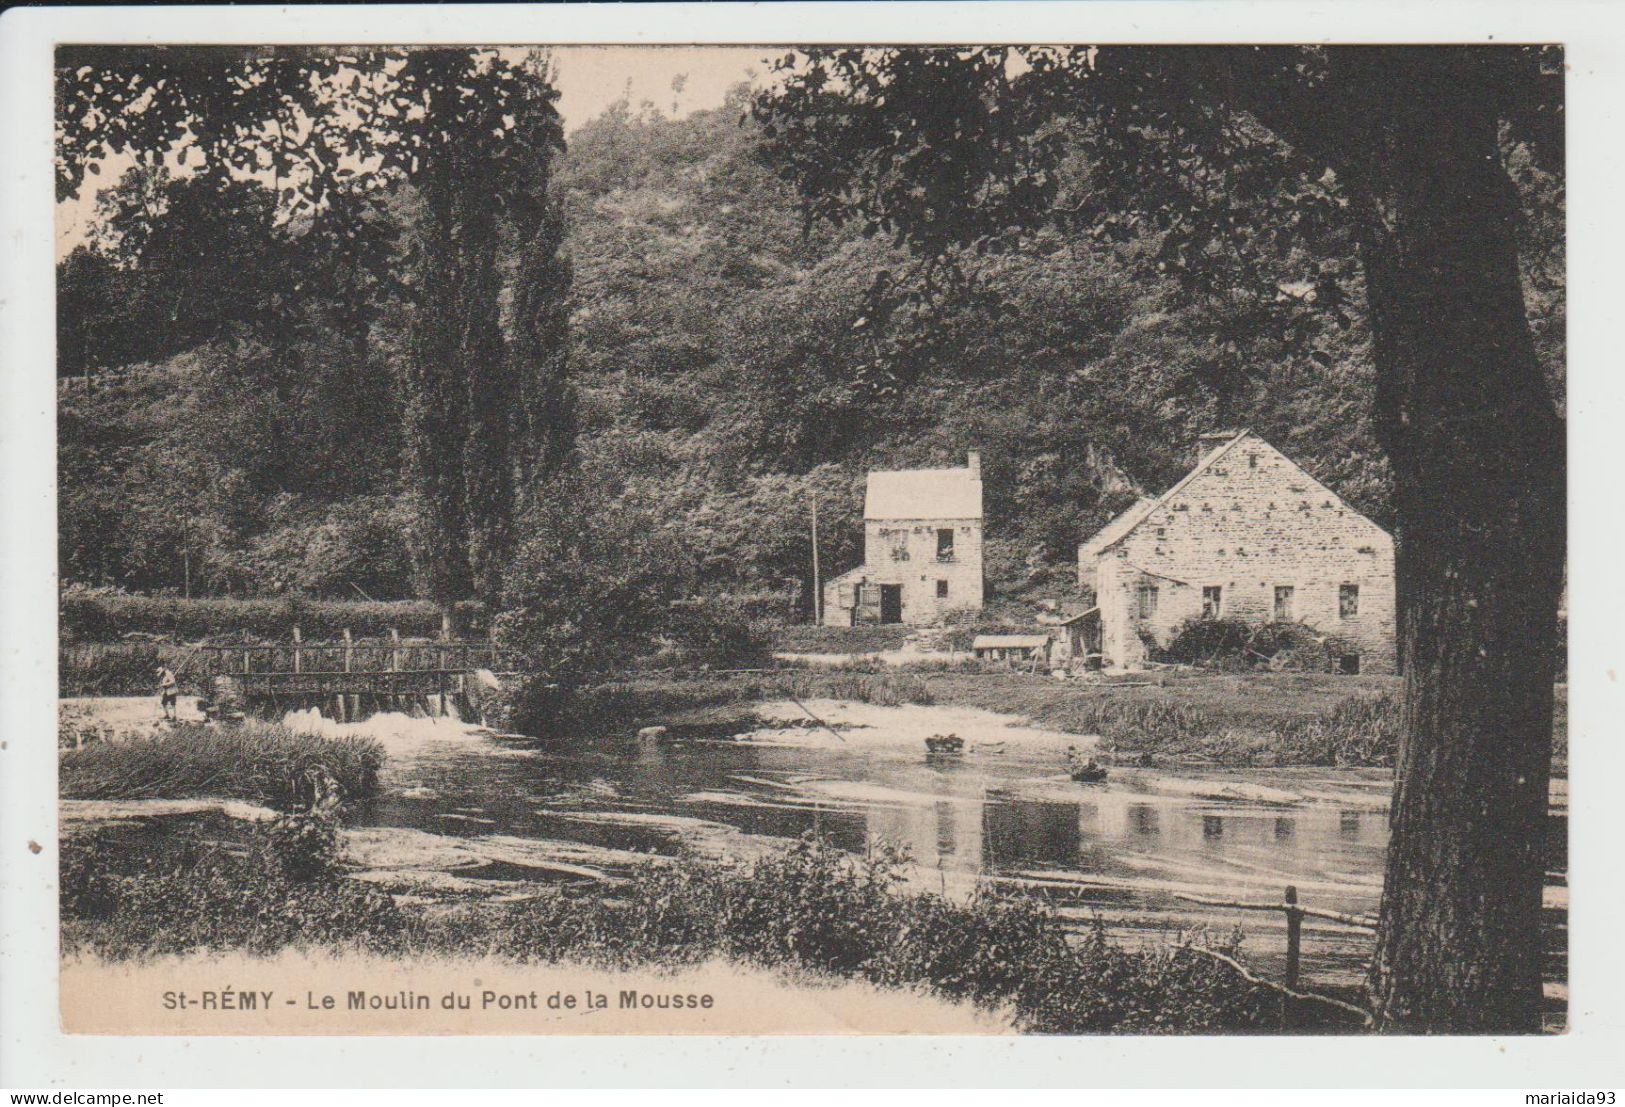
[1055,608,1102,668]
[971,634,1052,665]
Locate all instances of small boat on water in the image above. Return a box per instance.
[924,733,964,754]
[1067,746,1108,783]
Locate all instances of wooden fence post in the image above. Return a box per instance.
[390,627,400,672]
[343,628,357,722]
[1284,884,1302,990]
[292,626,302,674]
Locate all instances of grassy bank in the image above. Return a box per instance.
[772,624,913,653]
[61,819,1348,1033]
[556,668,1568,770]
[59,720,383,806]
[543,668,938,737]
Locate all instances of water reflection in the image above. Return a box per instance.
[357,729,1415,918]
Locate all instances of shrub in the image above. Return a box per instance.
[1160,618,1360,673]
[490,837,1305,1034]
[658,597,776,670]
[60,818,408,960]
[1162,618,1255,666]
[59,721,383,807]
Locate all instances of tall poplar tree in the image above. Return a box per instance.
[56,46,577,624]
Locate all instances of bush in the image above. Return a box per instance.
[59,593,478,643]
[60,817,408,960]
[1162,618,1360,673]
[658,597,776,670]
[1162,618,1256,667]
[59,721,383,807]
[489,837,1307,1033]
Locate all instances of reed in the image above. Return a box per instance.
[59,720,383,807]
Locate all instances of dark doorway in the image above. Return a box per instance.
[879,584,903,624]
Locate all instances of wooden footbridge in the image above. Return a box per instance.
[194,631,525,721]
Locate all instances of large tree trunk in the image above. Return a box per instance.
[1349,51,1566,1032]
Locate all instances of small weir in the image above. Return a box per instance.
[193,633,522,722]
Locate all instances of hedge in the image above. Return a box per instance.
[60,594,486,643]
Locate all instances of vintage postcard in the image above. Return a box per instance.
[7,0,1621,1087]
[42,36,1570,1037]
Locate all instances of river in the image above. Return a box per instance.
[318,695,1529,989]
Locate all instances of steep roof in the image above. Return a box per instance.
[865,466,982,521]
[1077,431,1250,557]
[1078,497,1159,560]
[1077,429,1384,558]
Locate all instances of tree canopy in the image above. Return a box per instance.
[752,44,1566,1033]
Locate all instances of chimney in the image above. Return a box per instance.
[1194,430,1239,467]
[966,450,981,476]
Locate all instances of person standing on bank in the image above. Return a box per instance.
[156,665,178,721]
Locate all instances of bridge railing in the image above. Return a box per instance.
[192,634,525,676]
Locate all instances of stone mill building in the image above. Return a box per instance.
[1074,430,1396,672]
[822,452,985,626]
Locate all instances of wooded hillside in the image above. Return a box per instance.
[57,78,1563,621]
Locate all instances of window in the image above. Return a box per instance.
[936,579,949,599]
[1202,586,1223,619]
[1339,583,1360,618]
[1273,585,1295,621]
[1248,452,1259,469]
[887,529,908,561]
[1338,654,1362,675]
[1137,584,1159,620]
[936,528,955,561]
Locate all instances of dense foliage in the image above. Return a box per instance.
[61,825,1348,1033]
[55,61,1565,627]
[60,591,458,642]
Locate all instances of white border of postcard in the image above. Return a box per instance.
[4,0,1624,1090]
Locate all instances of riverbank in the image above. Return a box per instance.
[569,668,1568,770]
[53,689,1564,1032]
[60,806,1346,1034]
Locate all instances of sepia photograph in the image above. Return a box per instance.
[12,6,1597,1070]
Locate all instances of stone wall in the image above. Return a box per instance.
[1084,434,1396,672]
[821,518,984,625]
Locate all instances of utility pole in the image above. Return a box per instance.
[811,493,822,625]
